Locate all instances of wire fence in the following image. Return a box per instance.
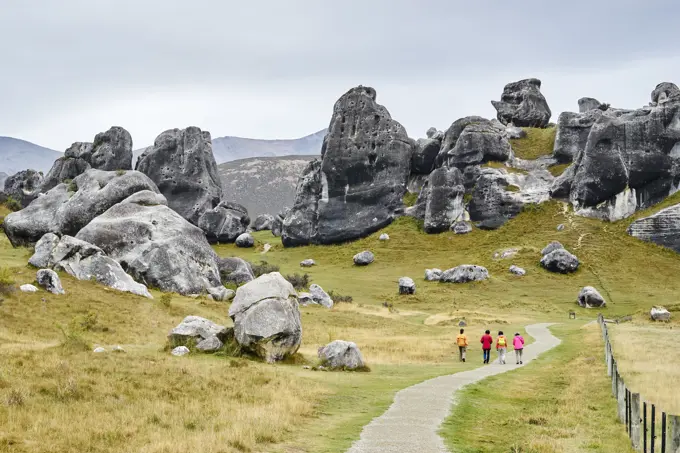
[598,314,680,452]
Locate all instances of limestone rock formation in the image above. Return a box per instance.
[440,265,489,283]
[218,257,254,285]
[198,201,250,243]
[318,340,365,370]
[452,221,472,234]
[136,127,222,225]
[379,233,390,241]
[411,130,443,174]
[228,272,302,362]
[552,110,603,163]
[20,284,38,292]
[281,86,413,246]
[541,241,564,256]
[627,204,680,252]
[2,169,159,247]
[196,336,224,352]
[578,97,604,113]
[76,190,221,295]
[650,306,671,322]
[207,286,234,302]
[36,269,64,295]
[168,316,226,345]
[436,117,511,168]
[235,233,254,248]
[491,78,552,128]
[300,259,315,267]
[398,277,416,294]
[651,82,680,105]
[271,207,290,237]
[509,265,526,276]
[171,346,190,356]
[3,169,43,208]
[353,251,374,266]
[253,214,274,231]
[577,286,606,308]
[540,249,579,273]
[424,268,442,281]
[505,124,526,139]
[422,167,465,234]
[309,284,333,308]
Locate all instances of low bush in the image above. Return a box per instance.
[251,261,280,277]
[0,267,15,297]
[160,293,172,308]
[285,273,310,290]
[328,290,353,303]
[3,196,22,212]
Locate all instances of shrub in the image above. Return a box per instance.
[70,311,99,331]
[284,273,310,290]
[403,192,418,207]
[251,261,280,277]
[328,290,353,303]
[3,196,22,212]
[505,184,520,193]
[160,293,172,308]
[6,389,25,406]
[58,324,91,351]
[0,267,15,297]
[115,169,126,176]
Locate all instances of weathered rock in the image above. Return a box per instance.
[36,269,64,295]
[282,86,413,246]
[235,233,254,248]
[253,214,275,231]
[196,336,224,352]
[651,82,680,104]
[557,224,565,231]
[379,233,390,241]
[228,272,301,362]
[309,284,333,308]
[208,286,234,302]
[540,249,579,274]
[41,154,91,193]
[318,340,365,370]
[541,241,564,256]
[398,277,416,295]
[509,265,526,276]
[412,134,442,174]
[505,124,526,139]
[578,97,603,113]
[467,169,524,228]
[198,201,250,243]
[136,127,222,225]
[2,169,160,247]
[437,117,512,168]
[218,257,254,285]
[552,110,603,163]
[452,221,472,234]
[171,346,190,356]
[491,78,551,128]
[494,248,519,260]
[627,203,680,252]
[300,259,315,267]
[353,251,374,266]
[577,286,606,308]
[297,292,314,306]
[169,316,226,345]
[19,284,38,293]
[550,163,576,199]
[90,126,134,171]
[271,207,290,237]
[3,169,43,208]
[440,265,489,283]
[423,167,465,233]
[76,191,221,295]
[93,347,106,353]
[650,306,671,322]
[112,345,126,353]
[424,268,442,281]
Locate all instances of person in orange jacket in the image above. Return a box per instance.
[496,331,508,364]
[456,328,468,362]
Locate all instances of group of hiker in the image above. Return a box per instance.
[455,329,525,365]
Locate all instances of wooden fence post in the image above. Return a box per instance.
[630,393,641,451]
[668,414,680,453]
[617,375,626,423]
[607,344,613,377]
[612,360,618,398]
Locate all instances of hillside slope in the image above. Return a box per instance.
[0,137,61,175]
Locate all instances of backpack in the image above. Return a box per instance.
[498,336,506,347]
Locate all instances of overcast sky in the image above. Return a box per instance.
[1,0,679,151]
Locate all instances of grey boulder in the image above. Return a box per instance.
[540,249,579,274]
[440,265,489,283]
[36,269,65,295]
[509,265,526,276]
[424,268,442,281]
[436,117,511,168]
[577,286,606,308]
[198,201,250,243]
[136,126,222,225]
[208,286,235,302]
[398,277,416,295]
[196,336,224,352]
[411,133,443,174]
[353,251,375,266]
[20,284,38,293]
[379,233,390,241]
[491,78,552,128]
[309,284,333,308]
[171,346,190,356]
[271,207,290,237]
[552,110,603,163]
[218,257,254,285]
[505,124,526,139]
[300,259,316,267]
[90,126,134,171]
[650,306,671,322]
[318,340,365,370]
[235,233,254,248]
[253,214,275,231]
[3,169,43,208]
[422,167,465,234]
[168,316,226,345]
[452,221,472,234]
[578,97,604,113]
[541,241,564,256]
[627,204,680,252]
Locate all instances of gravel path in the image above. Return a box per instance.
[345,323,561,453]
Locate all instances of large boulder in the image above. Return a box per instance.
[650,306,671,322]
[2,169,160,247]
[651,82,680,105]
[253,214,275,231]
[422,167,465,234]
[218,257,254,285]
[235,233,254,248]
[168,316,226,345]
[552,110,603,163]
[36,269,65,295]
[491,78,552,128]
[398,277,416,295]
[271,207,290,237]
[353,251,374,266]
[76,190,221,295]
[578,97,604,113]
[29,233,151,298]
[440,265,489,283]
[136,127,222,225]
[577,286,606,308]
[541,241,564,256]
[436,117,511,168]
[41,153,91,193]
[627,203,680,252]
[318,340,365,370]
[198,201,250,243]
[309,284,333,308]
[540,248,580,273]
[281,86,413,246]
[228,272,302,362]
[411,131,443,174]
[3,169,43,208]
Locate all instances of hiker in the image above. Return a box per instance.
[480,330,493,364]
[513,332,525,364]
[456,328,468,362]
[496,331,507,364]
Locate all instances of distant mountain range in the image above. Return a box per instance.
[0,136,63,175]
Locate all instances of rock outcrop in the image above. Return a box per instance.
[36,269,64,295]
[436,117,511,168]
[2,169,160,247]
[218,257,254,285]
[3,169,43,208]
[253,214,274,231]
[650,306,671,322]
[577,286,606,308]
[540,249,579,274]
[353,251,374,266]
[318,340,365,370]
[627,204,680,252]
[228,272,302,362]
[552,110,603,163]
[281,86,413,246]
[271,207,290,237]
[136,127,222,225]
[422,167,465,233]
[76,190,221,295]
[578,97,603,113]
[169,316,226,346]
[491,78,552,128]
[411,130,443,174]
[198,201,250,244]
[398,277,416,294]
[440,265,489,283]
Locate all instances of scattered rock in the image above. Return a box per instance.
[198,201,250,243]
[253,214,275,231]
[235,233,254,248]
[93,347,106,353]
[112,345,126,353]
[578,97,603,113]
[509,265,526,276]
[541,241,564,256]
[169,316,226,345]
[218,257,254,285]
[491,78,552,128]
[650,306,671,322]
[19,284,38,293]
[300,259,316,267]
[196,336,224,352]
[171,346,190,357]
[298,292,314,306]
[309,284,333,308]
[318,340,365,370]
[505,123,527,139]
[36,269,64,295]
[424,268,443,281]
[207,286,234,302]
[627,204,680,252]
[353,251,375,266]
[2,169,43,208]
[577,286,606,308]
[541,249,580,274]
[379,233,390,241]
[557,224,565,231]
[458,320,467,327]
[452,221,472,234]
[493,248,519,260]
[228,272,301,362]
[261,243,271,254]
[398,277,416,295]
[440,265,489,283]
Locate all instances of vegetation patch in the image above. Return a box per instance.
[483,161,528,175]
[252,260,280,277]
[510,126,556,160]
[548,163,571,177]
[505,184,520,193]
[284,273,311,290]
[403,191,419,207]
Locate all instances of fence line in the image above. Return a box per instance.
[597,314,680,453]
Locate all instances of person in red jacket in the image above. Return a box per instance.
[480,330,493,364]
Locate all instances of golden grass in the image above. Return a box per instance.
[549,163,571,177]
[510,127,556,160]
[482,161,528,174]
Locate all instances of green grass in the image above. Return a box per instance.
[403,192,418,207]
[548,163,571,177]
[483,161,528,174]
[442,323,633,453]
[506,184,520,193]
[510,127,557,160]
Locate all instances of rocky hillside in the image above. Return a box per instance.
[218,155,316,219]
[0,137,61,175]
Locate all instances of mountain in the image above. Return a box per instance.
[0,137,61,175]
[218,155,316,219]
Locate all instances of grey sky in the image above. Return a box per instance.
[1,0,679,151]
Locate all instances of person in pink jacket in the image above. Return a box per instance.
[513,332,525,364]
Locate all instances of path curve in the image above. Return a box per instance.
[345,323,561,453]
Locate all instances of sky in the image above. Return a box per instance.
[1,0,680,151]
